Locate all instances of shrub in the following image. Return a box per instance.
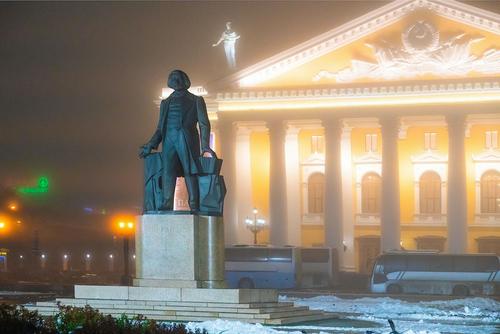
[0,304,207,334]
[0,304,56,334]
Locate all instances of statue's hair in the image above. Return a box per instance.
[168,70,191,90]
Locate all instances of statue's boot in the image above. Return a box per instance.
[184,175,199,212]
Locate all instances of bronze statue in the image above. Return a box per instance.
[139,70,225,215]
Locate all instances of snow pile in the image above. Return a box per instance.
[183,296,499,334]
[280,295,499,334]
[186,319,440,334]
[281,295,500,323]
[185,319,326,334]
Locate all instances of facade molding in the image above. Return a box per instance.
[354,153,382,226]
[399,115,447,139]
[222,0,500,88]
[472,150,500,225]
[217,81,500,101]
[301,155,325,226]
[466,114,500,137]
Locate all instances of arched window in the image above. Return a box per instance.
[308,173,324,214]
[419,171,441,214]
[362,173,381,214]
[481,170,500,214]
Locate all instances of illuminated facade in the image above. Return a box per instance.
[174,0,500,272]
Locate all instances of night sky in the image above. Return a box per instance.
[1,1,499,213]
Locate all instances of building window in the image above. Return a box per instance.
[311,135,324,154]
[362,173,381,214]
[365,134,377,153]
[424,132,437,150]
[485,131,498,149]
[481,170,500,214]
[419,171,441,214]
[308,173,324,214]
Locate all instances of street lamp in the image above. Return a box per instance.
[244,208,266,245]
[115,217,135,286]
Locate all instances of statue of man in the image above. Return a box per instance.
[139,70,214,211]
[212,22,240,69]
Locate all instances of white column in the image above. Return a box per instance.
[218,121,237,245]
[269,121,288,246]
[446,114,468,253]
[341,125,355,271]
[285,124,301,246]
[234,124,254,244]
[380,116,401,252]
[323,119,343,256]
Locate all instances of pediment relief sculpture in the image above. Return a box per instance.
[314,20,500,83]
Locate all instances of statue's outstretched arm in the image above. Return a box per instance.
[212,33,225,47]
[196,96,212,153]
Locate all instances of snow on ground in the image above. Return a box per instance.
[186,295,500,334]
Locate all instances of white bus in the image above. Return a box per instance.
[224,246,302,289]
[370,252,500,296]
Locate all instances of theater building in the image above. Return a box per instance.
[170,0,500,272]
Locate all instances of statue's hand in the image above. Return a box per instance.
[139,144,152,159]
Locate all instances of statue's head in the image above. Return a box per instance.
[226,21,232,30]
[167,70,191,91]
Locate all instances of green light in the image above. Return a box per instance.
[38,177,49,189]
[17,176,50,195]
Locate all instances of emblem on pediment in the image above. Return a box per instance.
[313,20,500,83]
[402,21,439,53]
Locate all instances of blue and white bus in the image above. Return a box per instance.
[370,252,500,296]
[224,246,302,289]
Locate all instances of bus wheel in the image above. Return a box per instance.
[238,278,255,289]
[452,285,469,296]
[387,284,402,294]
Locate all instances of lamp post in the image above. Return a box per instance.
[244,208,266,245]
[116,219,135,286]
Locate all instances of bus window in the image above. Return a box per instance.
[268,249,292,262]
[453,256,477,272]
[475,256,499,272]
[383,255,406,273]
[225,248,268,262]
[428,256,453,272]
[407,255,432,271]
[301,249,329,263]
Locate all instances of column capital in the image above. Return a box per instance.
[379,115,401,140]
[266,120,287,138]
[446,113,467,129]
[234,121,267,133]
[378,115,400,128]
[321,117,342,132]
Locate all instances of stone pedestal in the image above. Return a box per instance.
[25,213,336,324]
[134,214,225,289]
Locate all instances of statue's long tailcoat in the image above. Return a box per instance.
[148,89,211,177]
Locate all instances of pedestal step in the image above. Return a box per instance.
[25,298,336,325]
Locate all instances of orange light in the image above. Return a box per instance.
[0,222,5,229]
[8,202,18,211]
[113,215,136,235]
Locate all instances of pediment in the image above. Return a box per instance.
[472,150,500,162]
[302,153,325,165]
[354,152,382,164]
[225,0,500,89]
[411,151,447,163]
